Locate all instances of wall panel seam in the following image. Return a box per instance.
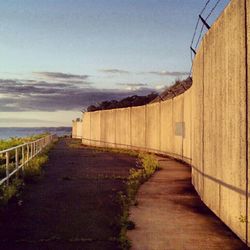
[244,0,249,244]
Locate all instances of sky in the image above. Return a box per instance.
[0,0,230,127]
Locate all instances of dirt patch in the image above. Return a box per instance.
[0,138,137,250]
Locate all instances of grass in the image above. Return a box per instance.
[0,133,50,167]
[0,136,55,205]
[23,154,48,181]
[67,139,138,158]
[67,138,83,148]
[92,147,138,157]
[0,133,49,151]
[118,153,159,249]
[0,178,24,205]
[23,141,55,182]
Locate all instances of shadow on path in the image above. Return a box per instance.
[127,156,248,250]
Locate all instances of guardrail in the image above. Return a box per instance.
[0,134,56,186]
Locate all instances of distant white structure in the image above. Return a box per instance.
[72,118,82,139]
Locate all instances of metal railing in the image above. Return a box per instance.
[0,134,56,186]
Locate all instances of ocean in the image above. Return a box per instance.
[0,127,72,140]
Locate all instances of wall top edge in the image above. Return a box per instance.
[85,88,192,115]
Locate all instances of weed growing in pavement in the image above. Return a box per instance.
[67,140,138,158]
[67,139,83,148]
[118,153,159,249]
[239,215,247,223]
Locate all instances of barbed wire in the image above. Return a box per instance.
[190,0,211,51]
[189,0,223,76]
[206,0,222,20]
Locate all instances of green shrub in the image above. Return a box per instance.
[23,155,48,180]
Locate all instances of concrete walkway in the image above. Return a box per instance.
[127,156,248,250]
[0,139,137,250]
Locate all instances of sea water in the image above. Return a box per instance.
[0,127,71,140]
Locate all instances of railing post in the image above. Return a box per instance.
[27,144,29,162]
[31,143,33,157]
[6,151,9,186]
[22,146,25,173]
[15,148,19,177]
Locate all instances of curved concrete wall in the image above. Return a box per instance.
[192,0,249,243]
[82,0,249,245]
[72,120,83,139]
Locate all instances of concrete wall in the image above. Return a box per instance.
[81,0,249,245]
[72,121,77,138]
[82,113,91,145]
[192,0,248,242]
[72,120,82,139]
[89,111,101,147]
[76,122,83,138]
[146,103,160,151]
[116,108,131,148]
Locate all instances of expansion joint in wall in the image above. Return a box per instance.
[244,0,249,245]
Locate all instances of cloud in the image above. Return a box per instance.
[155,84,166,90]
[0,79,93,98]
[116,83,148,91]
[0,118,59,124]
[34,80,92,88]
[148,70,189,77]
[34,81,73,88]
[0,79,73,96]
[117,83,148,87]
[99,69,130,74]
[33,72,89,80]
[0,78,156,112]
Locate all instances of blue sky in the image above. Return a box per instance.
[0,0,230,127]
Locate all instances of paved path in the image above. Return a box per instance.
[127,156,248,250]
[0,139,136,250]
